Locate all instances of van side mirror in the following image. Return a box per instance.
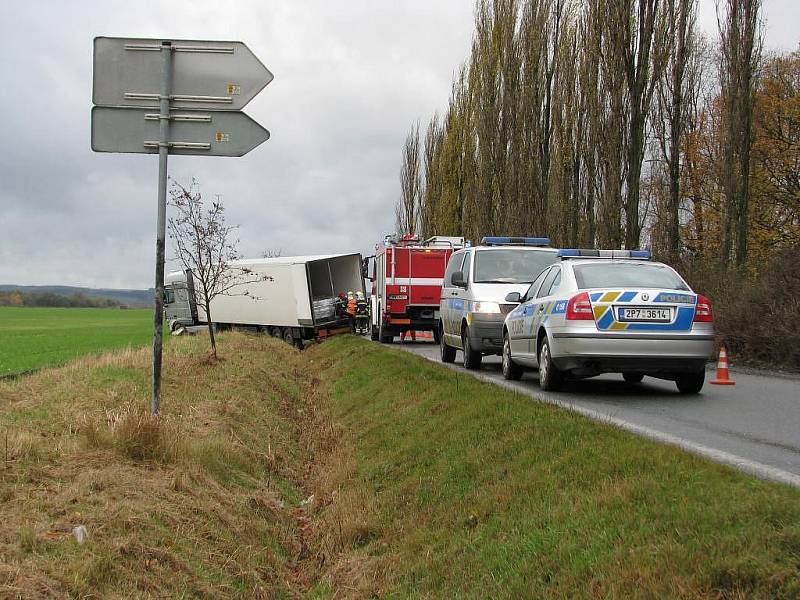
[505,292,522,303]
[451,273,466,288]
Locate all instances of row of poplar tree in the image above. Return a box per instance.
[396,0,799,271]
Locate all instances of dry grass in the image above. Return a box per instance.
[0,332,377,598]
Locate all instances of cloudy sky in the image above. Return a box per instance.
[0,1,796,289]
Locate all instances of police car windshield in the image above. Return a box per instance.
[573,263,689,290]
[473,249,556,284]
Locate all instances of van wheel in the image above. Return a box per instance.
[370,320,379,341]
[433,327,441,345]
[676,372,705,394]
[538,336,563,391]
[462,327,482,370]
[440,323,456,363]
[502,334,523,380]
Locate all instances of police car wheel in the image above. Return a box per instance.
[502,334,523,381]
[622,372,644,384]
[675,371,704,394]
[440,325,456,363]
[462,327,482,370]
[538,337,563,391]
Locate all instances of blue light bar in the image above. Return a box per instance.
[481,236,551,247]
[557,249,652,260]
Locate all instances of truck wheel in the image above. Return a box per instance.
[440,323,456,363]
[282,328,295,347]
[675,372,705,394]
[538,336,563,391]
[462,326,482,370]
[502,334,524,381]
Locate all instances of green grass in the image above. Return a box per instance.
[310,336,800,598]
[0,307,152,375]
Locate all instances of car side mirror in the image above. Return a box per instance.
[505,292,522,303]
[451,273,466,288]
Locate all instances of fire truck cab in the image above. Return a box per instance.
[367,234,465,343]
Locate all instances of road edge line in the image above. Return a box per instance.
[412,350,800,489]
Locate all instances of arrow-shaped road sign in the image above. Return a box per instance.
[93,37,274,111]
[91,106,270,157]
[91,36,273,416]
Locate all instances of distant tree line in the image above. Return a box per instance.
[397,0,798,273]
[0,291,125,309]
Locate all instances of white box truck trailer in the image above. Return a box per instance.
[164,254,365,347]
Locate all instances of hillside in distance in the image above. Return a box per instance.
[0,284,152,308]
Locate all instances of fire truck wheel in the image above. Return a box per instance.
[462,327,483,370]
[378,311,393,344]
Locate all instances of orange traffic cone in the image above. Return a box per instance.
[710,345,735,385]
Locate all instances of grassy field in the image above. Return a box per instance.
[0,333,798,598]
[0,307,152,376]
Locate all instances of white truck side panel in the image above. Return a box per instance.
[189,254,363,328]
[196,262,303,327]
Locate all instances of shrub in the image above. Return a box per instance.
[686,247,800,370]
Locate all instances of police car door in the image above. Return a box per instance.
[522,266,559,362]
[441,251,465,345]
[510,267,550,361]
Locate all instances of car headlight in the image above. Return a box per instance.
[473,301,501,314]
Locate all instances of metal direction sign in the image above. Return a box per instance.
[91,106,270,156]
[93,37,274,111]
[91,36,273,415]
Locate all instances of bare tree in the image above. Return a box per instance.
[718,0,763,267]
[606,0,670,249]
[396,122,422,235]
[653,0,699,262]
[167,179,260,359]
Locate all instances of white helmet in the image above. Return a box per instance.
[356,291,365,300]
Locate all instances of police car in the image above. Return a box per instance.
[501,250,715,393]
[439,237,559,369]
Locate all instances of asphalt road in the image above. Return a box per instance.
[386,338,800,487]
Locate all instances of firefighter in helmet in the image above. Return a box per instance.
[354,291,370,334]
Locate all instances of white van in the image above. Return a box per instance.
[439,237,558,369]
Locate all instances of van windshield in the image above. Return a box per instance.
[473,250,557,284]
[573,262,689,290]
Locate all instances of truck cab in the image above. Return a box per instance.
[164,269,198,331]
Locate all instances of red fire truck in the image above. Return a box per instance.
[366,234,465,343]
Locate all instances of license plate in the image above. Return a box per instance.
[617,306,672,322]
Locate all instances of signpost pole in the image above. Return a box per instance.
[152,41,172,416]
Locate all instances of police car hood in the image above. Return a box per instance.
[470,282,531,304]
